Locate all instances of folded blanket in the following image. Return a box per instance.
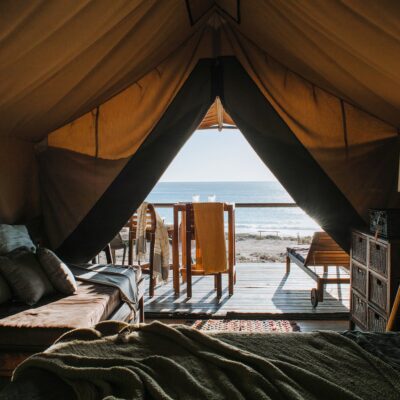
[69,264,139,317]
[193,202,227,273]
[13,322,400,400]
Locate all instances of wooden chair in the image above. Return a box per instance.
[126,203,157,297]
[286,232,350,307]
[92,244,113,264]
[173,203,236,299]
[109,233,128,265]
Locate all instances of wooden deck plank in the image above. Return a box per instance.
[143,263,349,319]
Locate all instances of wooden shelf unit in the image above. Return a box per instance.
[350,230,400,331]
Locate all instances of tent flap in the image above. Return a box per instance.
[221,57,366,251]
[57,59,214,262]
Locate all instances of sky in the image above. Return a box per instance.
[159,129,278,182]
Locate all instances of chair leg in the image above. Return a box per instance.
[216,273,222,299]
[317,279,324,302]
[286,255,291,274]
[104,244,113,264]
[139,297,145,323]
[187,267,192,298]
[149,276,155,298]
[234,270,237,285]
[229,270,234,296]
[122,246,126,266]
[214,275,217,290]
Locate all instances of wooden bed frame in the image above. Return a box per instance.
[286,232,350,307]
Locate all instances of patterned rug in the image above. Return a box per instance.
[185,319,301,333]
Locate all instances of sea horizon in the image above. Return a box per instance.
[146,181,320,237]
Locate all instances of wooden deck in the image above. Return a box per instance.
[144,263,350,319]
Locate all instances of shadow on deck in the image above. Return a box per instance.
[143,263,349,320]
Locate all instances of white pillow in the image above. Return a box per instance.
[0,224,36,255]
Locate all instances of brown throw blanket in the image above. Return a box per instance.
[12,322,400,400]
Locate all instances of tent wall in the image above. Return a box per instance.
[56,59,214,263]
[0,138,40,224]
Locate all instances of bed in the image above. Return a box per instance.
[1,321,400,400]
[0,265,143,378]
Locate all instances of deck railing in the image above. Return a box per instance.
[152,202,298,208]
[152,203,300,239]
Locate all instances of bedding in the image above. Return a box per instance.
[4,322,400,400]
[69,264,140,309]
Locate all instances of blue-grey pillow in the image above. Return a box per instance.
[0,249,54,305]
[37,248,77,295]
[0,224,35,255]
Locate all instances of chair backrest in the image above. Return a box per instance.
[126,203,157,265]
[128,203,156,236]
[305,232,350,267]
[182,202,235,270]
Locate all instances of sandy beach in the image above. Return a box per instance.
[109,231,312,264]
[235,233,311,263]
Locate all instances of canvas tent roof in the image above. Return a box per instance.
[0,0,399,262]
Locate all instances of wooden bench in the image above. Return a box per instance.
[286,232,350,307]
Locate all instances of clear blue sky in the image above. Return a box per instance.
[159,129,278,182]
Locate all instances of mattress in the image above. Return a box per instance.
[0,281,120,351]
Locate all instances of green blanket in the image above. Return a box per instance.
[13,322,400,400]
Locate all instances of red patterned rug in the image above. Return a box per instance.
[186,319,300,333]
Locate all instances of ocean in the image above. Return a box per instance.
[146,181,320,237]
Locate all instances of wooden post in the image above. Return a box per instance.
[186,204,192,298]
[387,284,400,331]
[149,232,155,297]
[172,205,180,296]
[128,217,133,266]
[228,204,235,296]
